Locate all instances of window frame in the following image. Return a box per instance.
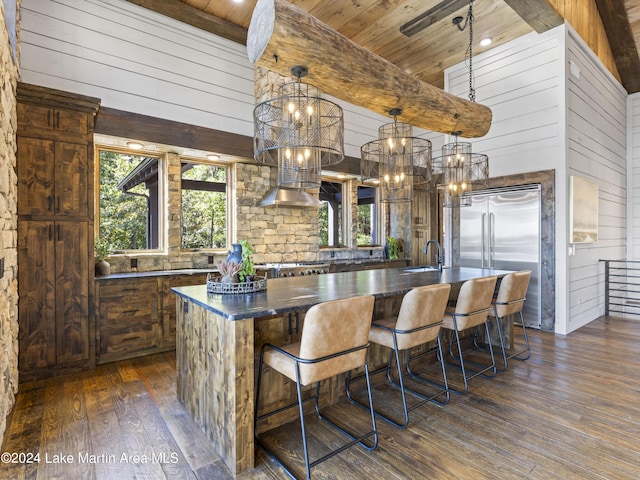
[318,177,347,248]
[355,182,382,247]
[179,157,231,252]
[95,146,166,255]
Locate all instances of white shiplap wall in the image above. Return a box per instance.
[445,24,629,334]
[628,93,640,261]
[18,0,390,158]
[566,28,627,332]
[446,29,564,177]
[445,27,569,333]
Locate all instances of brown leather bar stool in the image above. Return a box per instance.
[491,270,532,371]
[440,276,498,395]
[254,295,378,480]
[346,284,451,428]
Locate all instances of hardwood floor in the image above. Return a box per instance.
[2,316,640,479]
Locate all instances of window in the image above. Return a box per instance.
[357,185,378,246]
[98,149,162,252]
[319,180,344,247]
[181,161,228,249]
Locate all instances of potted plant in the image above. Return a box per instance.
[216,260,242,285]
[387,236,399,260]
[94,236,112,276]
[238,240,256,282]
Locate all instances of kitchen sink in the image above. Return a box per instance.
[402,266,441,273]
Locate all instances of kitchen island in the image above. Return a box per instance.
[172,266,513,476]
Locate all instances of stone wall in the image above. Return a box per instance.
[106,66,389,273]
[0,0,19,443]
[106,155,388,274]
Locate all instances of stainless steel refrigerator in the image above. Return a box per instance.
[459,185,542,328]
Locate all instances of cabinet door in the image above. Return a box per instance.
[17,137,55,216]
[17,137,88,218]
[55,142,88,217]
[17,103,55,131]
[97,278,161,363]
[55,222,90,364]
[56,109,89,135]
[162,274,208,347]
[17,103,89,136]
[18,221,56,370]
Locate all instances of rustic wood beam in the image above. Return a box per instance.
[247,0,492,138]
[123,0,247,45]
[94,106,362,173]
[594,0,640,94]
[400,0,469,37]
[95,107,254,158]
[503,0,563,33]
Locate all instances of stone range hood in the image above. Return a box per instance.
[259,186,320,207]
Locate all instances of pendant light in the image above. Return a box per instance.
[360,109,432,203]
[432,0,489,207]
[253,66,344,206]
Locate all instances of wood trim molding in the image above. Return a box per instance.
[94,106,361,172]
[94,107,254,158]
[123,0,247,45]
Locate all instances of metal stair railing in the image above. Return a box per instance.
[600,259,640,317]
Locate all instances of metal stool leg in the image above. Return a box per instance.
[346,339,448,428]
[442,320,497,395]
[495,311,531,371]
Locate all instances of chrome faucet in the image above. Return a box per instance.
[424,239,444,271]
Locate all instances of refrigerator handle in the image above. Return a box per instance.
[489,212,495,268]
[481,213,486,269]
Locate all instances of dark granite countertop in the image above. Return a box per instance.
[96,268,217,281]
[172,266,513,321]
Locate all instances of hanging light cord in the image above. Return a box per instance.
[454,0,476,103]
[467,1,475,103]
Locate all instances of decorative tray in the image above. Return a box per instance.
[206,273,268,294]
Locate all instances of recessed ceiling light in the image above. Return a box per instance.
[480,38,492,47]
[207,154,221,160]
[127,141,144,150]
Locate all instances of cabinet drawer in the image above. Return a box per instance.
[98,278,158,299]
[99,324,161,361]
[98,296,158,327]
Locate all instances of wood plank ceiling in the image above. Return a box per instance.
[127,0,640,93]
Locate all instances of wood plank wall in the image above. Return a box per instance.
[446,28,564,178]
[19,0,255,136]
[446,23,629,333]
[565,28,628,331]
[18,0,422,159]
[628,94,640,261]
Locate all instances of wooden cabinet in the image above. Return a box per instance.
[161,273,209,346]
[96,278,162,364]
[18,215,92,374]
[17,102,91,136]
[16,83,100,381]
[411,188,441,266]
[95,272,210,364]
[17,137,89,218]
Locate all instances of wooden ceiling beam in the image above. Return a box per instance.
[594,0,640,93]
[248,0,492,138]
[400,0,469,37]
[503,0,564,33]
[123,0,247,45]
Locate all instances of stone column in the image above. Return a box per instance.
[249,66,321,263]
[0,3,20,442]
